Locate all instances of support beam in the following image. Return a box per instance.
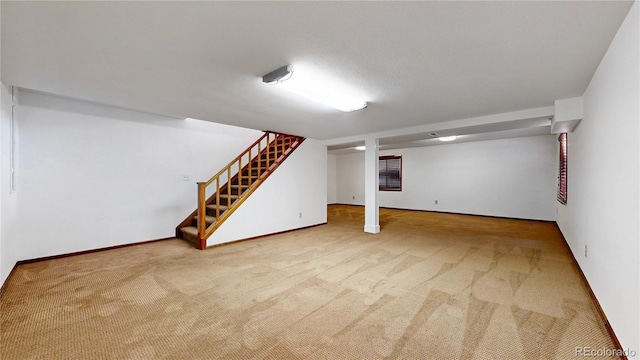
[364,137,380,234]
[552,97,583,133]
[322,105,554,147]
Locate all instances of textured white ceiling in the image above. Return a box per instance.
[1,1,633,142]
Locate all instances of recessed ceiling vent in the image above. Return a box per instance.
[428,132,440,138]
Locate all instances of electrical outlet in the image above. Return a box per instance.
[584,245,588,258]
[352,196,355,200]
[182,175,190,181]
[299,212,302,218]
[435,200,438,205]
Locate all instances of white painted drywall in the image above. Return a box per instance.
[207,139,327,246]
[335,135,557,221]
[336,152,365,205]
[0,85,3,284]
[557,2,639,354]
[10,89,262,262]
[1,83,20,285]
[327,153,337,204]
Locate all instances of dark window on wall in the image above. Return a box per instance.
[558,133,568,204]
[379,156,402,191]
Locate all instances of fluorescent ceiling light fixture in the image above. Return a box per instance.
[262,65,367,112]
[262,65,294,84]
[439,136,457,142]
[354,146,366,151]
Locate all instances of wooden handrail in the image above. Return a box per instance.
[202,132,271,187]
[190,131,304,249]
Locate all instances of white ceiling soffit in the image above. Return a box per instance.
[1,1,634,141]
[326,115,553,154]
[328,127,554,155]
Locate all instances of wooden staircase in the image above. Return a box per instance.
[176,132,305,249]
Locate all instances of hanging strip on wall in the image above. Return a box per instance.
[10,86,16,193]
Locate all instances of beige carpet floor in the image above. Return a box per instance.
[0,205,617,359]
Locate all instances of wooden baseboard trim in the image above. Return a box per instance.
[555,224,627,360]
[14,237,175,266]
[328,204,554,223]
[205,222,327,250]
[2,237,171,296]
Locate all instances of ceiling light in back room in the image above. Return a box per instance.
[355,146,366,151]
[262,64,367,112]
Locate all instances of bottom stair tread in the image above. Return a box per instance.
[181,226,198,237]
[180,226,199,245]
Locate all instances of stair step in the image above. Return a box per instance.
[252,162,272,169]
[267,148,285,153]
[219,194,239,200]
[247,168,267,175]
[258,155,278,161]
[206,204,229,213]
[253,160,278,167]
[192,215,217,226]
[242,170,261,175]
[180,226,198,244]
[230,184,249,195]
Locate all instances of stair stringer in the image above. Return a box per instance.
[205,139,327,247]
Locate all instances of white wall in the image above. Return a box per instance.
[335,135,557,221]
[9,89,263,264]
[327,153,337,204]
[208,139,327,245]
[1,85,3,284]
[1,83,20,285]
[336,152,365,205]
[557,2,639,355]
